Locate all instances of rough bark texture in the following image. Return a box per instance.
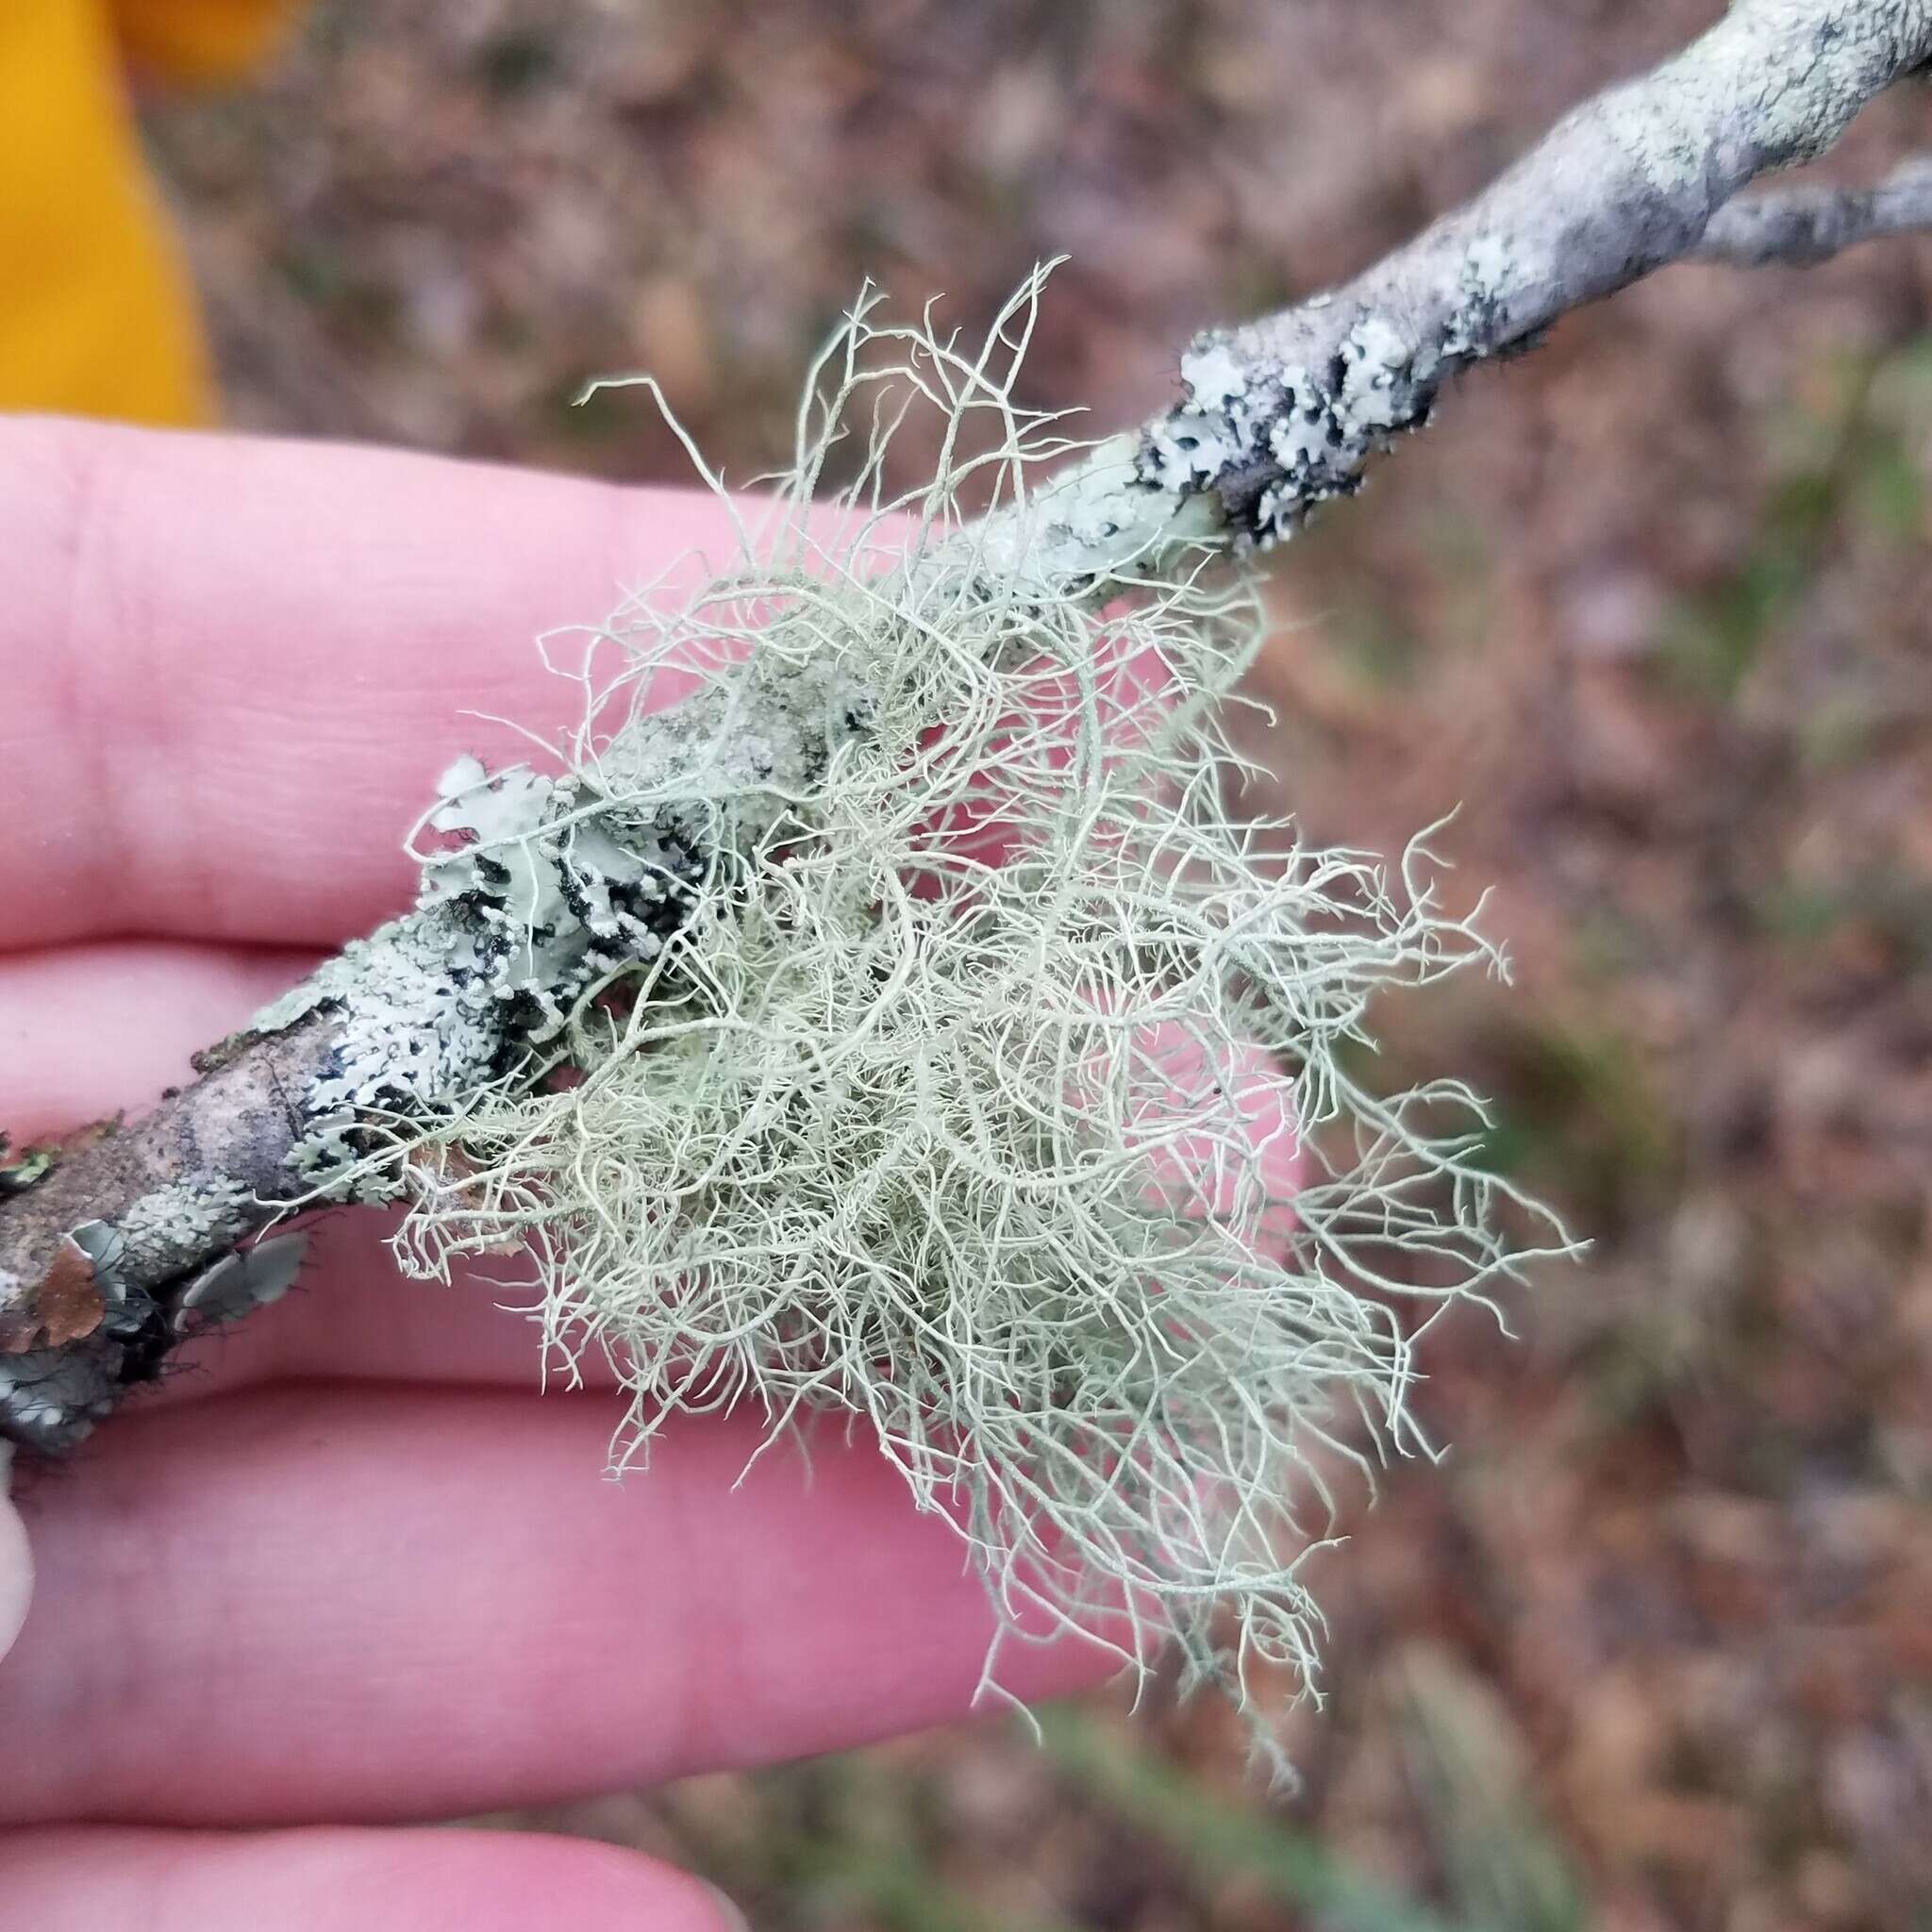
[0,1012,344,1452]
[6,0,1932,1453]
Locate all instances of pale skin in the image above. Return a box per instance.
[0,419,1317,1928]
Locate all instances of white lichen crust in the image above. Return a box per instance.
[253,905,540,1194]
[1144,315,1424,547]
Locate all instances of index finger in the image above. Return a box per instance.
[0,417,739,953]
[0,1389,1122,1827]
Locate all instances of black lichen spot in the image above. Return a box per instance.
[107,1285,171,1391]
[555,862,594,928]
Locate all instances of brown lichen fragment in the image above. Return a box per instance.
[402,1141,525,1255]
[0,1235,105,1352]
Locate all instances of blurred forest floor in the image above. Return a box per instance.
[143,3,1932,1927]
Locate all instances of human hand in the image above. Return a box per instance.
[0,420,1137,1928]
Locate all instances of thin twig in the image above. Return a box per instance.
[1695,155,1932,266]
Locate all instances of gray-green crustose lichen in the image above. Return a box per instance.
[90,1175,253,1280]
[1143,303,1474,549]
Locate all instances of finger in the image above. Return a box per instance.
[0,1387,1123,1827]
[0,939,319,1142]
[0,1826,740,1932]
[0,416,758,953]
[0,1449,30,1663]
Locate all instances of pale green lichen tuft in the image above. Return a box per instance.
[378,279,1571,1769]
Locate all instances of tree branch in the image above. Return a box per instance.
[1694,154,1932,265]
[0,1014,343,1451]
[1035,0,1932,570]
[8,0,1932,1453]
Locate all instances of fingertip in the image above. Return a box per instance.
[700,1878,754,1930]
[0,1826,741,1932]
[0,1445,32,1662]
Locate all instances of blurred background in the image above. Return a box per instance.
[138,2,1932,1926]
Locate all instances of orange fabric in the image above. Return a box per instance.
[0,2,295,427]
[109,0,295,84]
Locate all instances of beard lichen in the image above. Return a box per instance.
[363,280,1568,1769]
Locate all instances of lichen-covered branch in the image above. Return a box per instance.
[6,0,1931,1455]
[0,1014,343,1451]
[0,723,791,1449]
[983,0,1932,583]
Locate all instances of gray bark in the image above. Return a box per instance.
[1695,154,1932,264]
